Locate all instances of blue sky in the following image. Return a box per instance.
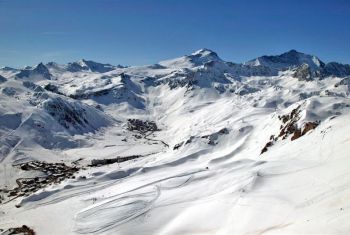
[0,0,349,67]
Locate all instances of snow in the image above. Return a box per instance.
[245,49,324,71]
[1,49,350,234]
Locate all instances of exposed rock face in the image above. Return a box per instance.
[42,97,112,134]
[335,77,350,87]
[278,106,302,139]
[16,63,52,80]
[66,61,89,72]
[246,49,324,71]
[22,81,45,92]
[290,63,350,81]
[301,122,319,136]
[80,60,117,73]
[261,106,319,154]
[2,225,36,235]
[201,128,230,145]
[0,74,7,83]
[66,59,119,73]
[247,50,350,79]
[173,128,229,150]
[43,83,64,95]
[293,64,313,81]
[261,141,273,154]
[43,97,89,130]
[158,69,196,90]
[323,62,350,77]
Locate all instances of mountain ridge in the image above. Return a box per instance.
[0,48,350,234]
[2,49,348,82]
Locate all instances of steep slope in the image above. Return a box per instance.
[246,50,350,79]
[0,75,7,83]
[159,48,223,68]
[65,59,121,73]
[0,77,114,165]
[16,63,52,80]
[246,49,324,71]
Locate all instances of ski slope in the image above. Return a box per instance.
[1,49,350,234]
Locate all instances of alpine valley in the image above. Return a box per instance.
[1,49,350,235]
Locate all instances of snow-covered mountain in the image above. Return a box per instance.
[246,49,350,79]
[159,48,223,68]
[15,63,52,80]
[1,49,350,234]
[245,49,324,70]
[64,59,123,73]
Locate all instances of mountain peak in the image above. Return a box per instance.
[286,49,299,54]
[67,59,116,73]
[191,48,222,62]
[192,48,219,57]
[0,66,17,71]
[77,59,89,68]
[0,74,7,83]
[246,50,325,71]
[36,62,47,69]
[16,62,52,80]
[159,48,222,69]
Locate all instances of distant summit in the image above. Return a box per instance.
[3,49,350,80]
[245,49,324,71]
[191,48,221,61]
[159,48,223,68]
[16,62,52,80]
[0,74,7,83]
[1,66,17,71]
[66,59,122,73]
[243,49,350,79]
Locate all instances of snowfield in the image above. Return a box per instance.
[1,49,350,234]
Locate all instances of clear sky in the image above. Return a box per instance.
[0,0,349,67]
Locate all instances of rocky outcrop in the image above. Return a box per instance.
[22,81,45,92]
[42,97,111,134]
[2,225,36,235]
[43,97,89,130]
[293,64,313,81]
[173,128,229,150]
[261,106,319,154]
[0,74,7,83]
[246,50,324,71]
[322,62,350,78]
[16,63,52,80]
[201,128,230,145]
[335,77,350,87]
[66,59,120,73]
[301,122,319,136]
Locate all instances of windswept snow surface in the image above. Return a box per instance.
[1,50,350,234]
